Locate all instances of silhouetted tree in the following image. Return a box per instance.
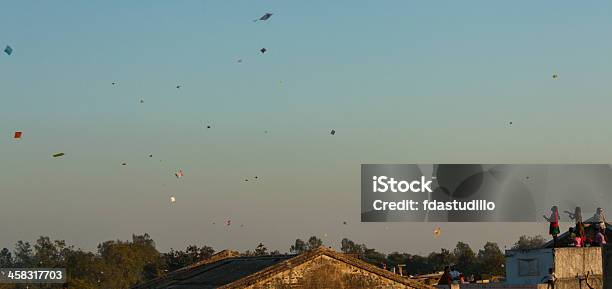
[453,242,478,274]
[290,239,307,254]
[511,235,546,250]
[427,248,455,272]
[306,236,323,250]
[254,243,268,256]
[13,241,34,267]
[478,242,505,275]
[0,248,12,267]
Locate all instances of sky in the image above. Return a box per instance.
[1,0,612,255]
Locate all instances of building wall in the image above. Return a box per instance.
[505,248,554,285]
[245,255,416,289]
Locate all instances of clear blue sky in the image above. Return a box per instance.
[1,0,611,254]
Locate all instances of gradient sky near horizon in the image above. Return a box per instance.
[1,0,612,255]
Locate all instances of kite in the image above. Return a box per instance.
[149,154,153,158]
[237,59,243,63]
[140,99,144,103]
[254,13,273,22]
[552,74,559,79]
[342,221,347,225]
[14,131,22,139]
[433,227,442,238]
[170,196,176,203]
[244,179,249,182]
[330,129,336,135]
[509,121,513,125]
[176,85,182,89]
[175,170,184,178]
[52,153,65,158]
[225,219,231,226]
[206,125,211,129]
[260,48,267,54]
[4,45,13,55]
[121,163,127,166]
[254,176,259,180]
[111,82,117,86]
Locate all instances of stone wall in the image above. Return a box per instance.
[552,247,603,289]
[553,247,602,278]
[246,255,414,289]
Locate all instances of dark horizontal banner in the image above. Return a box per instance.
[361,164,612,222]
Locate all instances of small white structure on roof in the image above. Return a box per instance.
[505,248,553,285]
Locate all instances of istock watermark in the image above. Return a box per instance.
[361,164,612,222]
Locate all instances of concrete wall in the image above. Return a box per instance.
[505,248,554,285]
[247,255,417,289]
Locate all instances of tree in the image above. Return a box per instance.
[406,254,432,275]
[13,241,34,267]
[254,243,268,256]
[33,236,73,267]
[290,239,307,254]
[163,244,216,271]
[427,248,455,272]
[453,242,478,274]
[361,247,386,266]
[511,235,546,250]
[339,238,385,266]
[306,236,323,250]
[340,238,363,255]
[478,242,505,275]
[0,248,12,267]
[97,233,162,289]
[65,249,105,289]
[386,252,409,268]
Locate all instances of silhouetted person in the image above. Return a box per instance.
[438,266,453,287]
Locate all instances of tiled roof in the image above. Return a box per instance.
[132,247,435,289]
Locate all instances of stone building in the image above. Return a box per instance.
[131,247,434,289]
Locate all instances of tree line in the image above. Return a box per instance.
[0,234,547,289]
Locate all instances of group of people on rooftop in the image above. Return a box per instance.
[544,206,607,248]
[437,266,476,285]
